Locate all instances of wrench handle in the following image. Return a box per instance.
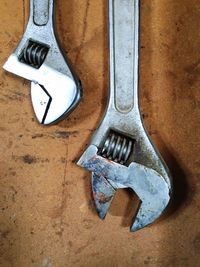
[30,0,54,26]
[109,0,140,113]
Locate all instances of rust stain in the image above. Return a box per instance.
[0,230,10,239]
[93,192,112,204]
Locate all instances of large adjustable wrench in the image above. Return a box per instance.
[78,0,172,231]
[3,0,82,125]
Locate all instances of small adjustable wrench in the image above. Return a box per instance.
[3,0,82,125]
[78,0,172,231]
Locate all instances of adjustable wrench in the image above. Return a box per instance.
[3,0,82,125]
[78,0,172,231]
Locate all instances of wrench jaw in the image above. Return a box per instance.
[126,163,170,232]
[90,126,135,219]
[131,200,167,232]
[92,172,116,219]
[31,73,81,125]
[77,145,171,232]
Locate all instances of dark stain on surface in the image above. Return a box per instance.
[59,157,66,164]
[30,228,34,235]
[68,241,73,248]
[193,233,200,252]
[13,154,49,164]
[21,154,37,164]
[184,59,200,86]
[0,230,10,239]
[51,131,78,139]
[144,256,153,265]
[32,134,44,139]
[10,186,18,202]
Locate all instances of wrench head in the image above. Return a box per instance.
[3,24,83,125]
[78,145,171,232]
[3,54,81,125]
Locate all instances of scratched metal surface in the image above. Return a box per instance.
[0,0,199,267]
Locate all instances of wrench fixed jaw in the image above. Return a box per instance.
[30,77,81,125]
[77,145,171,232]
[3,0,82,125]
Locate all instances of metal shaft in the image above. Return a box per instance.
[30,0,54,26]
[108,0,140,113]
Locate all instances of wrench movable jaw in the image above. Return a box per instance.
[77,145,171,231]
[3,0,82,125]
[92,173,116,219]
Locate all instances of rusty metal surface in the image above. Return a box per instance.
[0,0,200,266]
[78,145,170,231]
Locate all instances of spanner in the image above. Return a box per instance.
[3,0,82,125]
[77,0,172,231]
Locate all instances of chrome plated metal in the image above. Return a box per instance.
[3,0,82,125]
[77,0,172,231]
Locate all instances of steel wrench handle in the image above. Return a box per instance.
[108,0,139,114]
[30,0,54,27]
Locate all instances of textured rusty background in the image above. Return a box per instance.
[0,0,200,266]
